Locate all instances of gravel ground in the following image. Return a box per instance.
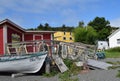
[78,69,120,81]
[0,58,120,81]
[0,74,59,81]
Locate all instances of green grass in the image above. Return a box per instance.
[116,70,120,78]
[108,66,120,69]
[63,59,82,75]
[104,47,120,58]
[58,59,81,81]
[59,71,79,81]
[43,58,81,81]
[43,70,59,77]
[106,61,120,65]
[105,51,120,58]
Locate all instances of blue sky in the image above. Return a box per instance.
[0,0,120,29]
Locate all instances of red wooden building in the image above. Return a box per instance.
[0,19,55,54]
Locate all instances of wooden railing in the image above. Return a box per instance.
[5,40,96,61]
[5,40,60,55]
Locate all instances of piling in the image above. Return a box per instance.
[45,56,50,74]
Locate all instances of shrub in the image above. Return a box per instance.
[73,26,97,44]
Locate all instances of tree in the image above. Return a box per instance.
[88,17,110,31]
[73,26,97,44]
[61,24,66,31]
[37,24,44,30]
[88,17,112,40]
[44,23,51,30]
[78,21,84,27]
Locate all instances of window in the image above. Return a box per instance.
[11,34,21,52]
[12,34,20,43]
[117,39,120,44]
[70,37,72,40]
[100,43,103,45]
[63,37,66,40]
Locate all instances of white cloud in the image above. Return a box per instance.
[0,0,71,14]
[0,0,101,28]
[0,0,101,14]
[110,18,120,27]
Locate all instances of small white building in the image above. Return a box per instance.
[108,28,120,48]
[97,41,108,50]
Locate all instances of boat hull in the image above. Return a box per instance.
[0,52,47,73]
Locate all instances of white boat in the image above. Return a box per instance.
[0,52,47,73]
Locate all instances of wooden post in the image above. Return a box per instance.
[45,56,50,74]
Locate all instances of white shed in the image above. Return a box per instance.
[108,28,120,48]
[97,41,108,50]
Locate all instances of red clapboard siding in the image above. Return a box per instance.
[24,34,33,41]
[7,27,22,43]
[0,27,4,54]
[43,34,51,40]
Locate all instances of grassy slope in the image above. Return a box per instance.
[105,51,120,58]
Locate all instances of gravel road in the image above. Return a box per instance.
[0,58,120,81]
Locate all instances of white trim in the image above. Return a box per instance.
[22,33,24,41]
[33,34,43,52]
[41,34,43,40]
[34,34,43,40]
[51,33,53,40]
[33,34,34,40]
[3,25,7,54]
[33,34,35,52]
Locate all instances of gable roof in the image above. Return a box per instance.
[108,28,120,38]
[0,19,55,33]
[0,19,25,32]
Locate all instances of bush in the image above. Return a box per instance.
[73,26,97,44]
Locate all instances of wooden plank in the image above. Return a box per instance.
[87,59,112,70]
[52,55,68,73]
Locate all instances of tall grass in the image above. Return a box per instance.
[116,70,120,78]
[105,51,120,58]
[105,47,120,58]
[106,47,120,52]
[59,59,81,81]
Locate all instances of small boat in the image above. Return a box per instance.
[0,52,47,73]
[0,40,48,73]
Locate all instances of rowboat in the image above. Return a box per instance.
[0,40,49,74]
[0,52,47,73]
